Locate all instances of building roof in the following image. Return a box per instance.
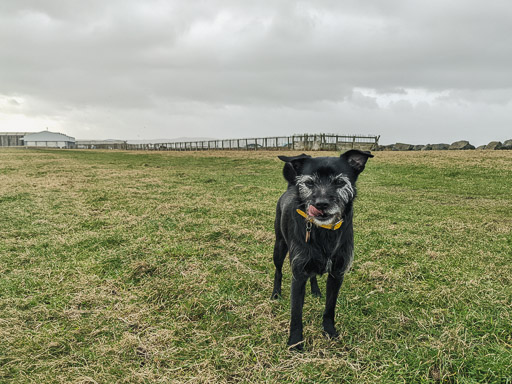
[0,132,31,135]
[23,131,75,142]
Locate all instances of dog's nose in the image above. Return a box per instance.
[313,199,329,211]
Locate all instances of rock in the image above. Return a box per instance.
[421,144,433,151]
[431,143,450,150]
[393,143,414,151]
[502,139,512,150]
[476,145,486,150]
[484,141,503,150]
[378,144,394,151]
[449,140,475,150]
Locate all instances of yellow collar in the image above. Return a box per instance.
[296,209,343,230]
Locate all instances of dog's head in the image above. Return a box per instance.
[278,150,374,226]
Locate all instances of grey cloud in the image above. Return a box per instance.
[349,91,379,109]
[8,98,21,106]
[0,0,511,142]
[442,89,512,105]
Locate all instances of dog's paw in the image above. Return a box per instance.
[287,339,304,351]
[322,323,339,339]
[270,291,281,300]
[322,328,340,339]
[311,289,322,298]
[287,331,304,351]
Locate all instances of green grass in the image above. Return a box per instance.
[0,148,511,383]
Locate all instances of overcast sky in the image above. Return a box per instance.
[1,1,511,145]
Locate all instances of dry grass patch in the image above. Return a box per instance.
[0,148,511,383]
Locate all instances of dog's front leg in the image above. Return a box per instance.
[322,273,344,339]
[288,274,307,350]
[271,237,288,300]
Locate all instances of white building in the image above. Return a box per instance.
[23,131,76,148]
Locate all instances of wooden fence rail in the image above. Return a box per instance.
[120,134,380,151]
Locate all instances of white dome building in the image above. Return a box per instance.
[23,131,75,149]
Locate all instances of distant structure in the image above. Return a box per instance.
[2,132,379,151]
[125,133,380,151]
[0,132,29,147]
[76,139,127,150]
[23,131,75,148]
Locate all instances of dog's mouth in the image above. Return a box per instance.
[307,205,333,220]
[306,204,342,225]
[307,205,324,217]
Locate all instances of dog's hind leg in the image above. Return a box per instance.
[310,276,322,298]
[322,273,344,339]
[271,236,288,300]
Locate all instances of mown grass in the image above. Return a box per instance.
[0,148,511,383]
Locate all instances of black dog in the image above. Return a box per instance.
[271,149,373,349]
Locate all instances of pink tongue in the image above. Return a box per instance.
[308,205,323,217]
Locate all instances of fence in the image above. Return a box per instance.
[125,134,379,151]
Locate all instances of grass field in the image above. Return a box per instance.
[1,148,511,383]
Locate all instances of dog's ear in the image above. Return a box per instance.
[277,153,311,163]
[278,153,311,184]
[341,149,374,174]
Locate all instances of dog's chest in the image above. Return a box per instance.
[303,231,341,275]
[302,249,335,276]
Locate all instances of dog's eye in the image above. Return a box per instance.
[334,179,345,187]
[305,180,314,188]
